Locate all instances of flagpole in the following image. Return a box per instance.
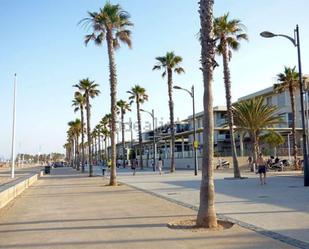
[11,73,17,178]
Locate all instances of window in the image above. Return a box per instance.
[288,113,293,128]
[277,92,286,107]
[266,96,272,106]
[279,113,287,128]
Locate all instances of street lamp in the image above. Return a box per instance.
[140,109,156,171]
[173,85,198,175]
[260,25,309,186]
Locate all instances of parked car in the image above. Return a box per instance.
[53,161,64,168]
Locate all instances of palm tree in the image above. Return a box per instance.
[95,124,103,164]
[233,97,283,165]
[80,2,133,186]
[73,78,100,177]
[153,52,184,172]
[63,142,72,165]
[117,100,131,168]
[100,114,112,162]
[72,92,86,172]
[68,119,82,170]
[213,13,248,178]
[275,66,299,165]
[91,128,98,165]
[196,0,218,228]
[260,131,285,157]
[128,85,148,170]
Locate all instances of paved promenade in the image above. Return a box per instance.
[116,168,309,248]
[0,166,42,186]
[0,167,296,249]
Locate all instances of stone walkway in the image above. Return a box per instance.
[116,168,309,249]
[0,167,297,249]
[0,166,42,186]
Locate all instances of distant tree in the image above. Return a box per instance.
[275,66,299,165]
[117,100,131,167]
[128,85,148,169]
[72,92,86,172]
[68,119,82,170]
[153,52,184,172]
[233,97,283,165]
[73,78,100,176]
[260,131,285,157]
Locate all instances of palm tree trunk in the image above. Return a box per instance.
[221,38,241,178]
[105,138,107,162]
[81,106,85,173]
[98,134,101,165]
[196,0,217,228]
[86,96,93,176]
[289,87,298,167]
[95,135,98,164]
[136,98,143,169]
[239,131,244,157]
[121,111,126,168]
[71,140,75,168]
[106,30,117,186]
[76,135,80,171]
[167,68,175,172]
[252,132,259,168]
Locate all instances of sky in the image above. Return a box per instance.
[1,0,309,158]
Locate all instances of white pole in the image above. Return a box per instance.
[11,74,17,178]
[287,133,291,162]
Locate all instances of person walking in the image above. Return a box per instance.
[257,153,267,185]
[131,158,137,175]
[157,157,163,175]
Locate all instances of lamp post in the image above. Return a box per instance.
[11,74,17,178]
[260,25,309,186]
[287,132,292,162]
[174,85,198,175]
[140,109,156,171]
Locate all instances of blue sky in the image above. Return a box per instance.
[1,0,309,158]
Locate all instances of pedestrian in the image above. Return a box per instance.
[131,158,137,176]
[257,153,267,185]
[157,157,163,175]
[247,156,253,171]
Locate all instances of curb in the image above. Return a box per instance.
[0,170,44,210]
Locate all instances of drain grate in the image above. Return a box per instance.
[167,192,178,195]
[288,185,301,188]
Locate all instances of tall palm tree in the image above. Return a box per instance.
[68,119,82,170]
[196,0,218,228]
[213,13,248,178]
[128,85,148,170]
[80,2,133,186]
[117,100,131,167]
[233,97,283,165]
[72,92,86,172]
[91,128,98,165]
[95,124,102,164]
[73,78,100,177]
[100,114,112,162]
[275,66,299,165]
[63,142,72,165]
[153,52,184,172]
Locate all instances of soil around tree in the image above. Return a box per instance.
[167,219,234,232]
